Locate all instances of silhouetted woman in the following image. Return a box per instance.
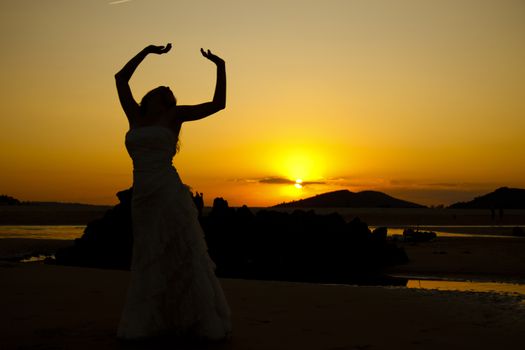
[115,43,231,341]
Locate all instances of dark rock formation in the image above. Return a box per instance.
[202,204,408,285]
[402,228,437,243]
[54,190,408,285]
[54,189,133,270]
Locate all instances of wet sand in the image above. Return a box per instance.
[387,236,525,283]
[0,238,73,260]
[1,262,524,350]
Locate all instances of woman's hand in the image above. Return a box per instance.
[201,48,225,66]
[176,48,226,122]
[146,43,172,55]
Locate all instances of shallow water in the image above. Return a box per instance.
[373,226,522,239]
[404,277,525,298]
[1,224,522,240]
[0,225,85,240]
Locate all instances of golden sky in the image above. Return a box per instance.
[1,0,524,206]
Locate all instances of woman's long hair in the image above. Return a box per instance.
[139,87,181,153]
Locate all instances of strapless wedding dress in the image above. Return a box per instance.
[117,125,231,340]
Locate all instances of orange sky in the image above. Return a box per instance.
[1,0,524,206]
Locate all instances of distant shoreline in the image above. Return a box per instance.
[2,204,525,226]
[0,204,111,225]
[265,207,525,227]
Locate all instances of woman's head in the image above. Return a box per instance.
[140,86,176,117]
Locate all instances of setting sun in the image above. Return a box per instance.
[270,147,328,186]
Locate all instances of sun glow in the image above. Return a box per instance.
[270,148,328,185]
[287,154,314,180]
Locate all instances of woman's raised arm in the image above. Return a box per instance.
[115,44,172,126]
[176,49,226,122]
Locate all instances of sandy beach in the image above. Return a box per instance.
[1,262,524,350]
[2,209,525,349]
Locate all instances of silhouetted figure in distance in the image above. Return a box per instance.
[194,192,204,218]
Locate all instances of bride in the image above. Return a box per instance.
[115,43,231,341]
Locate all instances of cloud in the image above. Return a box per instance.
[108,0,133,5]
[230,176,327,186]
[301,180,326,185]
[388,180,498,191]
[259,177,326,186]
[327,176,390,188]
[423,183,462,189]
[259,177,295,185]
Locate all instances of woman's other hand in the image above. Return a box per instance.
[147,43,172,55]
[200,48,225,66]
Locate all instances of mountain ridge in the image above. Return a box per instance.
[273,189,426,208]
[449,187,525,209]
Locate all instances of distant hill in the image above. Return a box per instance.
[19,201,108,207]
[0,195,20,205]
[0,194,110,208]
[449,187,525,209]
[273,190,426,208]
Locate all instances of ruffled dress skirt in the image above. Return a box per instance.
[118,126,231,340]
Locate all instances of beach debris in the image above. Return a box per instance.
[402,228,437,243]
[512,227,525,237]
